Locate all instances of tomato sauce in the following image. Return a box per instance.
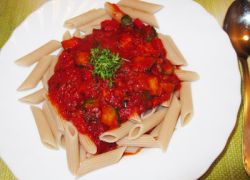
[48,18,180,154]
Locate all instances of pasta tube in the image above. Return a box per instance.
[17,55,53,91]
[100,120,134,143]
[64,121,80,175]
[15,40,61,66]
[158,95,181,151]
[19,88,46,104]
[117,135,160,148]
[128,107,168,140]
[180,82,193,125]
[158,34,188,66]
[79,134,97,154]
[175,69,199,82]
[64,9,106,29]
[118,0,163,13]
[30,106,57,149]
[76,147,126,176]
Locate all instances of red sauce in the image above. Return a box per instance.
[48,18,180,154]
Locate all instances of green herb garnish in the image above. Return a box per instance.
[89,48,121,86]
[121,15,133,26]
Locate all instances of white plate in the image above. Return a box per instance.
[0,0,240,179]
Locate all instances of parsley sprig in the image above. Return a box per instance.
[90,48,121,86]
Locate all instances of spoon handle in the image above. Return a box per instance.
[240,56,250,175]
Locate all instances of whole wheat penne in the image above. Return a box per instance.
[76,147,126,177]
[42,56,58,91]
[64,9,106,29]
[175,69,199,81]
[100,120,134,143]
[17,55,53,91]
[158,95,181,151]
[117,135,160,148]
[124,146,141,154]
[30,106,57,149]
[78,15,110,32]
[80,145,87,162]
[118,5,159,27]
[42,101,63,146]
[118,0,163,13]
[63,31,72,40]
[158,34,187,66]
[180,82,193,125]
[128,107,168,140]
[19,88,46,104]
[45,96,65,132]
[64,121,80,175]
[141,108,156,119]
[79,134,97,154]
[15,40,61,66]
[149,121,162,138]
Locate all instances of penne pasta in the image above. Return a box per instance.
[15,40,61,66]
[79,134,97,154]
[64,121,80,175]
[128,107,168,140]
[117,134,160,148]
[45,96,65,132]
[42,101,63,146]
[42,56,58,91]
[76,147,126,176]
[175,69,199,82]
[118,0,163,14]
[19,88,46,104]
[63,31,72,40]
[118,5,159,27]
[78,15,110,32]
[158,95,181,151]
[100,120,134,143]
[158,34,188,66]
[17,55,53,91]
[149,121,162,138]
[64,9,107,29]
[80,145,87,162]
[30,106,57,149]
[140,108,156,119]
[180,82,193,125]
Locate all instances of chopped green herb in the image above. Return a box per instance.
[121,15,133,26]
[145,27,157,42]
[89,48,121,86]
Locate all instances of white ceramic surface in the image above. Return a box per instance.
[0,0,240,179]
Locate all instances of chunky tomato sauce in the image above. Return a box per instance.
[48,18,180,154]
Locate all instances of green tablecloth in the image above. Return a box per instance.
[0,0,249,179]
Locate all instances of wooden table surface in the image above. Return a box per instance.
[0,0,249,179]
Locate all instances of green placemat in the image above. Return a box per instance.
[0,0,249,179]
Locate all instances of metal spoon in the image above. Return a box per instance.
[223,0,250,175]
